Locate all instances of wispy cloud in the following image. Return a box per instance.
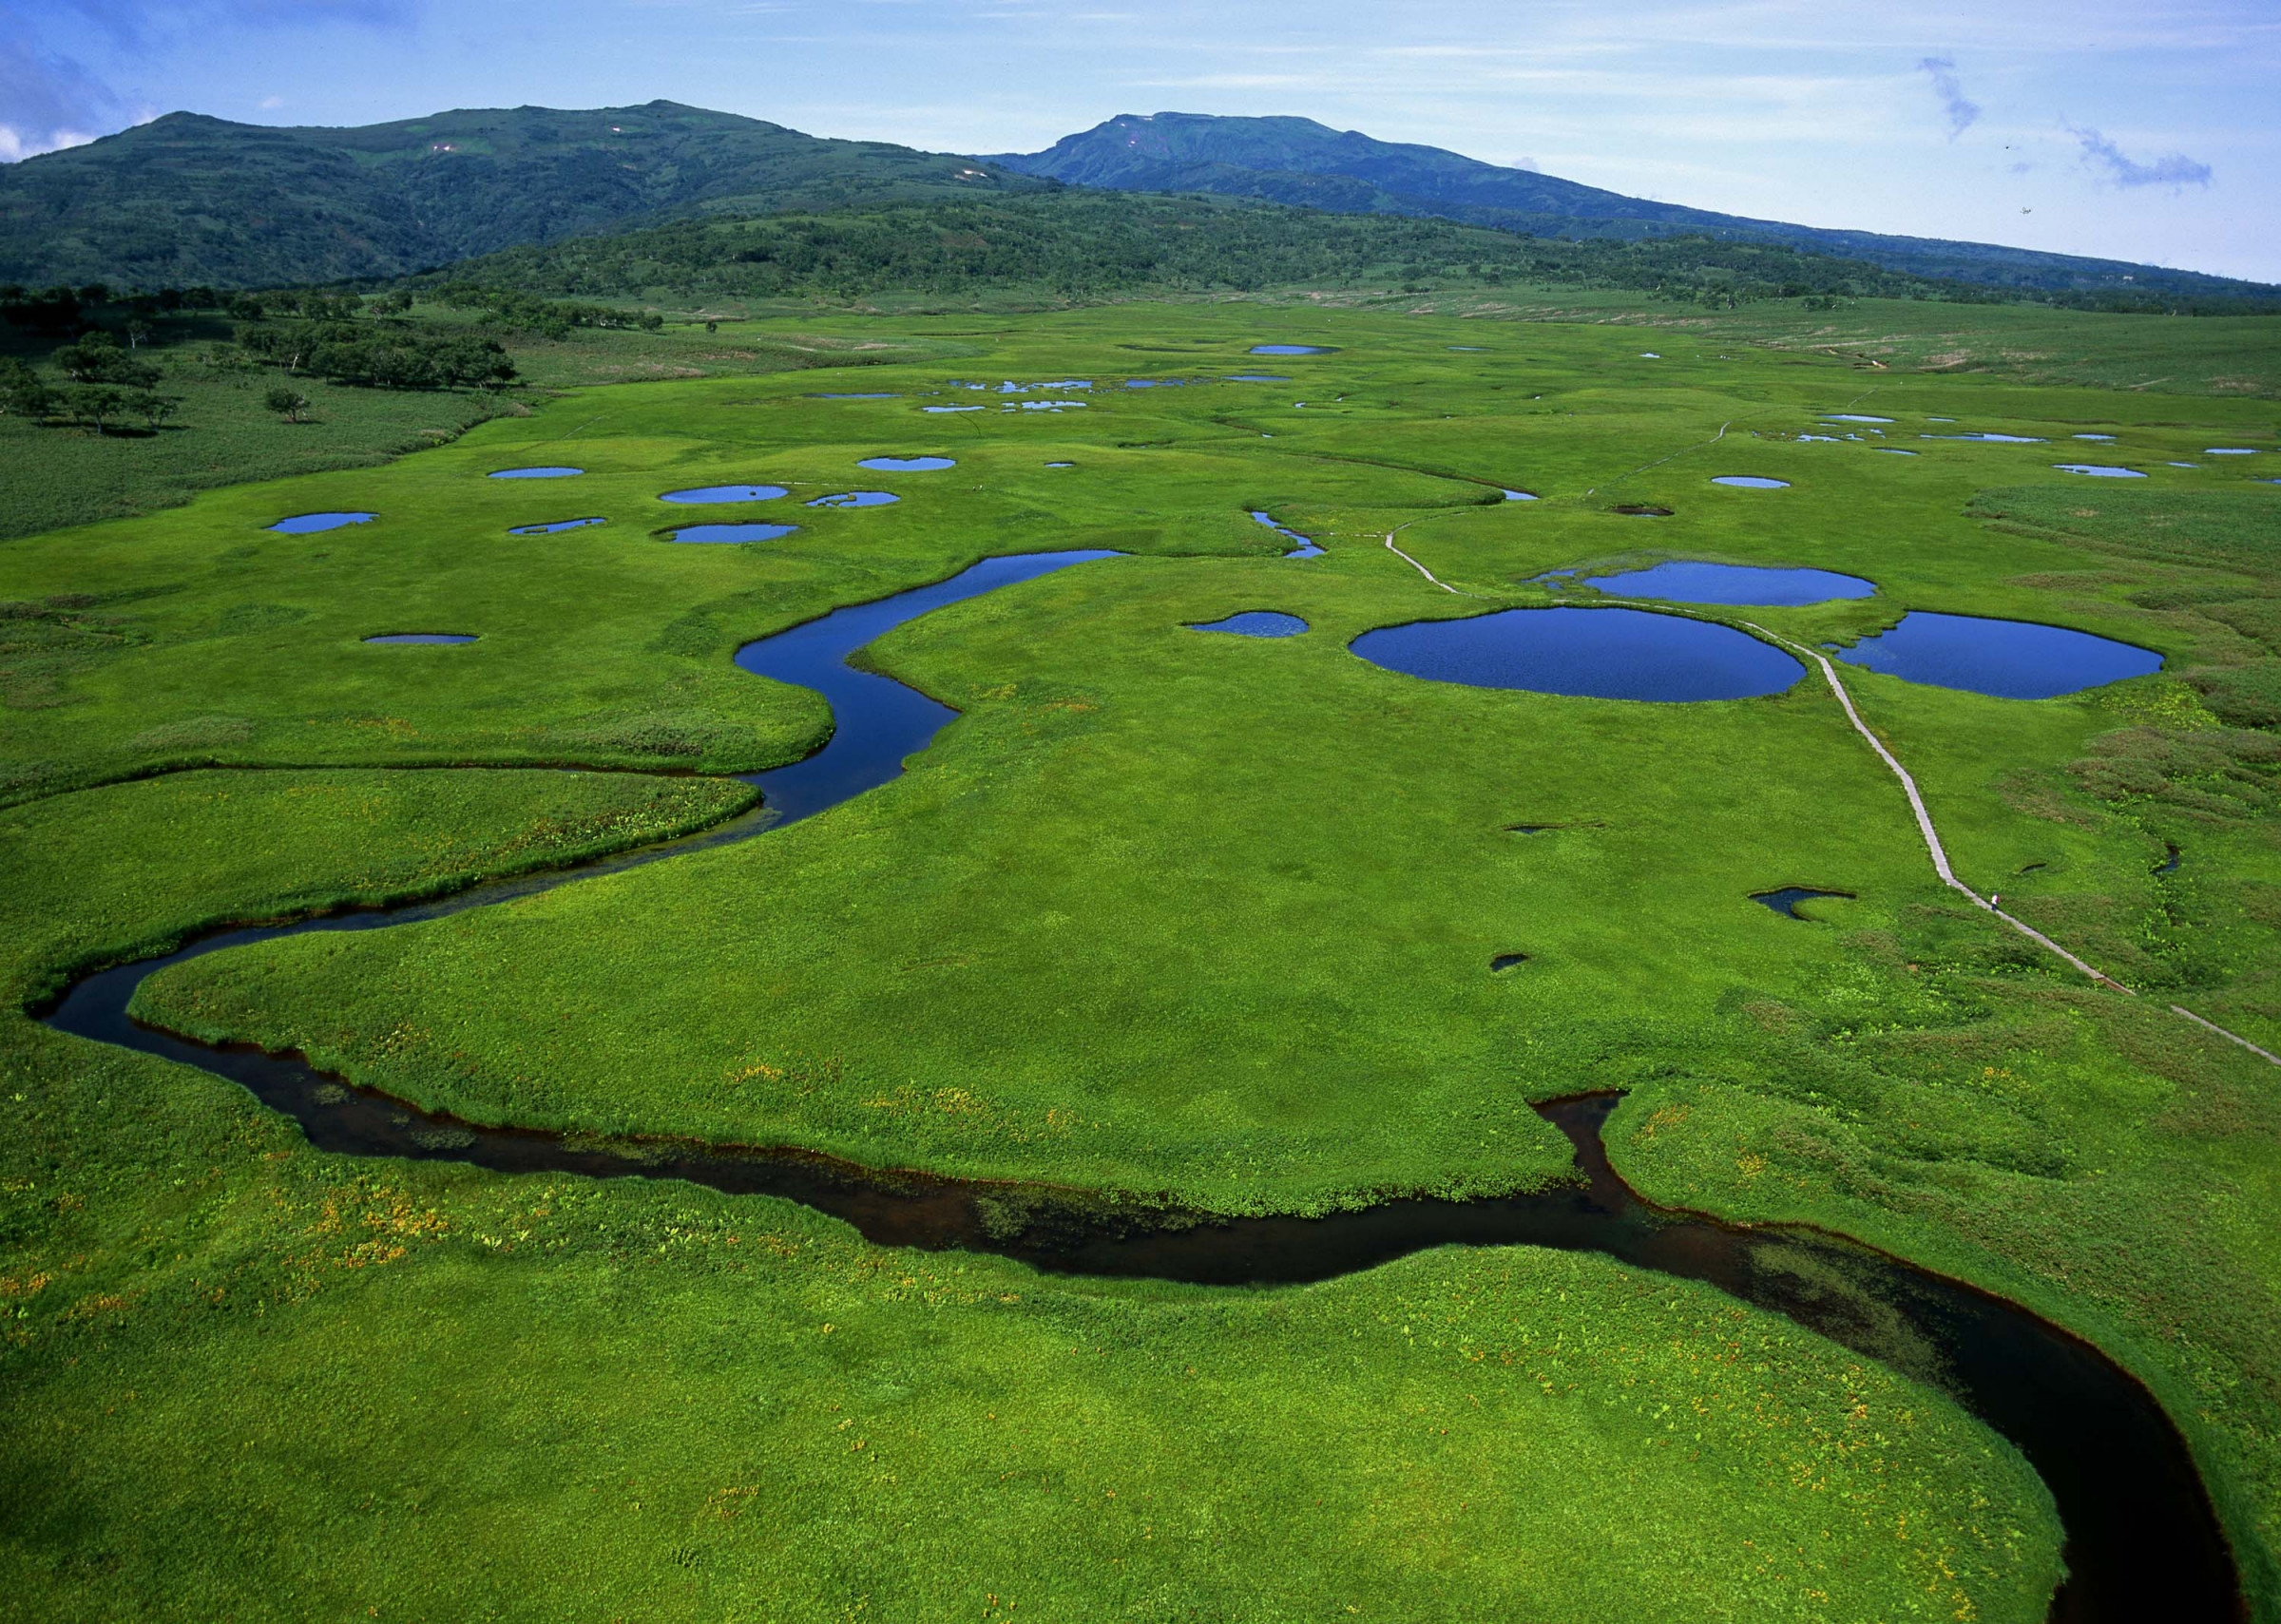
[1915,54,1980,139]
[2070,124,2214,188]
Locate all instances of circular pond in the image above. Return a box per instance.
[1188,612,1308,639]
[1711,476,1791,489]
[489,467,582,479]
[668,523,800,545]
[1835,612,2161,698]
[1589,562,1874,606]
[1351,608,1801,701]
[805,491,899,508]
[859,456,955,471]
[661,484,788,504]
[267,512,374,533]
[363,633,476,644]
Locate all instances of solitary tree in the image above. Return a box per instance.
[79,387,125,435]
[0,359,53,421]
[125,318,153,350]
[263,385,311,423]
[130,392,180,431]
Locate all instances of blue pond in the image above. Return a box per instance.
[661,484,788,504]
[806,490,899,508]
[1924,433,2046,444]
[2055,465,2146,479]
[268,512,374,533]
[1250,510,1323,558]
[2073,433,2118,442]
[1045,462,1075,468]
[1250,345,1337,355]
[364,633,475,645]
[1503,488,1539,502]
[669,524,800,545]
[1753,887,1852,919]
[860,456,955,471]
[488,466,583,479]
[508,517,607,534]
[1351,608,1802,701]
[1712,476,1791,489]
[2207,449,2262,456]
[1836,612,2162,698]
[1822,415,1892,424]
[1189,612,1309,638]
[923,406,985,413]
[1589,561,1874,606]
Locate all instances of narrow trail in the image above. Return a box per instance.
[1383,527,1479,597]
[1738,618,2278,1065]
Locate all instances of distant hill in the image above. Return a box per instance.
[987,113,2271,303]
[0,101,1039,289]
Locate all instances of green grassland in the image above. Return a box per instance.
[7,296,2281,1615]
[0,736,2059,1620]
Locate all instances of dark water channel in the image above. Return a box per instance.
[33,552,2241,1623]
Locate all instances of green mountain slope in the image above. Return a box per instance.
[985,112,2270,301]
[0,101,1036,289]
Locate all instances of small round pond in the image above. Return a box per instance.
[805,491,899,508]
[661,484,788,504]
[508,517,607,534]
[859,456,955,472]
[489,467,583,479]
[2055,465,2146,479]
[1711,476,1791,489]
[1351,608,1802,701]
[1189,612,1308,639]
[1588,561,1874,606]
[1250,345,1337,355]
[363,633,477,645]
[668,523,800,545]
[268,512,375,533]
[1835,612,2162,698]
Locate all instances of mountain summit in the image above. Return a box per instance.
[987,112,2229,296]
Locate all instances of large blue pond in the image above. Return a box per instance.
[1351,608,1802,701]
[669,523,800,545]
[661,484,788,504]
[1589,561,1875,605]
[268,512,374,533]
[859,456,956,471]
[1836,612,2162,698]
[1189,612,1308,638]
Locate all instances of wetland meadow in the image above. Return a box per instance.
[6,297,2280,1623]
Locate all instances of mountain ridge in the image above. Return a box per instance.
[985,112,2264,299]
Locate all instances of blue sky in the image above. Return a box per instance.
[6,0,2277,281]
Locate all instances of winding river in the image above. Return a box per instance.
[37,551,2241,1623]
